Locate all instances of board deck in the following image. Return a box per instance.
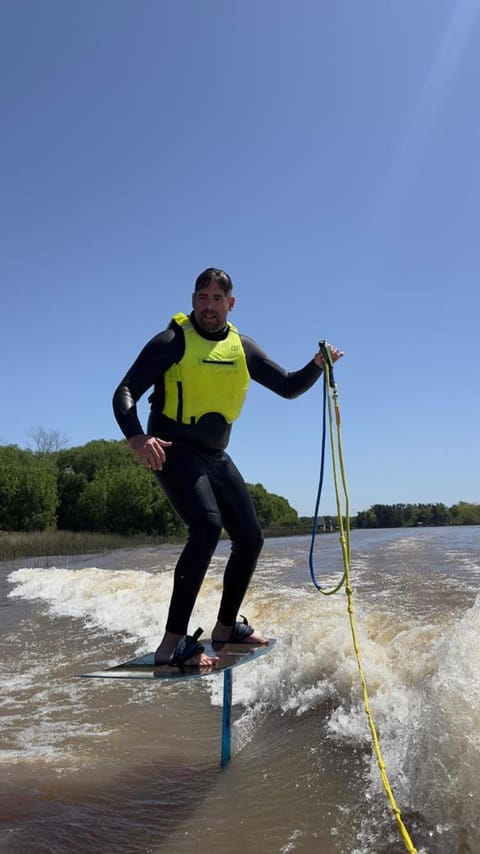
[79,639,276,681]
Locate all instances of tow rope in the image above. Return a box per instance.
[309,341,418,854]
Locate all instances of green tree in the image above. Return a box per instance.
[450,501,480,525]
[356,509,378,528]
[56,439,186,535]
[57,469,89,530]
[247,482,300,528]
[0,445,58,531]
[77,471,110,531]
[371,504,407,528]
[104,466,184,535]
[57,440,133,480]
[431,503,451,525]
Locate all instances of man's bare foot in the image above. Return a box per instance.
[211,619,269,645]
[154,631,219,667]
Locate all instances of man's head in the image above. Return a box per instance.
[192,267,235,333]
[194,267,233,296]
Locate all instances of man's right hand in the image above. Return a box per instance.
[128,435,172,471]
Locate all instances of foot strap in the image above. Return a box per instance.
[170,627,205,667]
[229,615,254,643]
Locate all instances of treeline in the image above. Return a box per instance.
[0,441,301,535]
[2,441,478,537]
[356,502,480,528]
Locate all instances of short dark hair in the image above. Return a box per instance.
[194,267,233,295]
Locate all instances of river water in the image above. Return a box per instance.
[1,527,479,853]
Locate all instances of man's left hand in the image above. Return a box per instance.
[314,344,344,369]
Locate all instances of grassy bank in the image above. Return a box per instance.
[0,526,314,562]
[0,530,182,562]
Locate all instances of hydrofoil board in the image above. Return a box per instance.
[79,638,276,681]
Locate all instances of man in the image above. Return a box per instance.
[113,267,343,668]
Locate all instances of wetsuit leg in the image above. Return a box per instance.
[155,443,223,635]
[207,452,264,627]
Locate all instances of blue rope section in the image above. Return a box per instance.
[308,369,327,590]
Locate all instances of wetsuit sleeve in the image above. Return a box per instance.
[241,335,322,399]
[112,327,181,439]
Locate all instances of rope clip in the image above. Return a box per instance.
[319,340,336,388]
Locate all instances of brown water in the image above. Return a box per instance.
[1,529,480,853]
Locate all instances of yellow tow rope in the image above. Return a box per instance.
[315,355,417,854]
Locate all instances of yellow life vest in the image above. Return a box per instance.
[162,313,250,424]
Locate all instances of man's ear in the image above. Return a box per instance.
[228,296,235,311]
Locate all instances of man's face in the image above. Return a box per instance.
[192,280,235,333]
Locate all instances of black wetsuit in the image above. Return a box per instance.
[113,313,322,634]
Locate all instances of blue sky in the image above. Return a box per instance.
[1,1,479,516]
